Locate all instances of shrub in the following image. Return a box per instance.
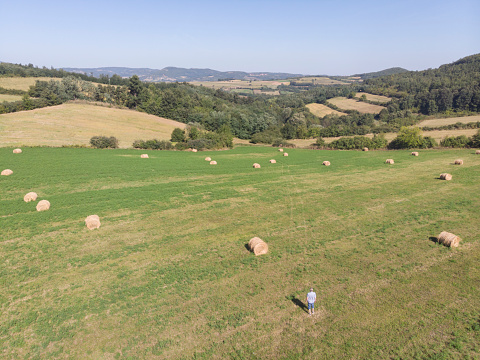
[272,138,295,148]
[315,137,326,147]
[440,135,470,148]
[328,135,387,150]
[171,128,186,142]
[388,127,427,149]
[250,128,282,144]
[90,136,118,149]
[132,139,173,150]
[187,139,215,151]
[470,130,480,148]
[174,142,188,150]
[420,136,437,148]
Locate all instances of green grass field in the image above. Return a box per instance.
[1,146,479,359]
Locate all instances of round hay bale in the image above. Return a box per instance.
[363,147,369,152]
[385,159,394,164]
[283,153,289,157]
[322,161,330,166]
[269,159,276,164]
[140,154,149,158]
[192,149,198,153]
[13,148,22,154]
[476,150,480,154]
[24,192,38,202]
[437,231,461,247]
[210,160,217,165]
[1,169,13,176]
[85,215,101,230]
[278,148,284,152]
[205,157,212,161]
[411,152,419,156]
[248,237,269,256]
[36,200,50,212]
[439,173,452,180]
[454,159,463,165]
[253,163,261,168]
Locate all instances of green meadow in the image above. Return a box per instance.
[1,146,479,359]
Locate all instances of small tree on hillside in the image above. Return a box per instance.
[388,127,424,149]
[171,128,186,142]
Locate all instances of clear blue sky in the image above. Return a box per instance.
[1,0,478,75]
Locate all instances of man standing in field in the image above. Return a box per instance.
[306,287,316,315]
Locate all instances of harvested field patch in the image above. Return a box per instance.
[418,115,480,127]
[327,97,386,114]
[0,102,185,147]
[306,103,347,117]
[354,92,391,103]
[0,77,63,91]
[0,94,23,102]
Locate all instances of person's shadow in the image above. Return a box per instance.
[287,295,308,313]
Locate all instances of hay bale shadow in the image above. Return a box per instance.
[286,294,308,313]
[429,236,439,244]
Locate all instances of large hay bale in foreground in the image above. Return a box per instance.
[476,150,480,154]
[24,192,38,202]
[248,237,269,256]
[1,169,13,176]
[36,200,50,212]
[363,147,368,152]
[85,215,101,230]
[440,173,452,180]
[454,159,463,165]
[13,148,22,154]
[253,163,261,168]
[411,152,419,156]
[140,154,149,158]
[322,161,330,166]
[269,159,276,164]
[210,160,217,165]
[437,231,461,247]
[283,153,289,157]
[205,157,212,161]
[385,159,394,164]
[278,148,284,152]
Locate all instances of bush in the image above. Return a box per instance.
[174,142,188,150]
[132,139,172,150]
[328,135,387,150]
[470,130,480,148]
[315,137,326,147]
[420,136,437,148]
[90,136,118,149]
[440,135,470,148]
[171,128,186,142]
[387,127,424,149]
[187,139,215,151]
[272,138,295,148]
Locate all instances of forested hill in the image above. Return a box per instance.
[353,67,409,80]
[61,66,303,82]
[365,53,480,114]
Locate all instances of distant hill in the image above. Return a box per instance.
[352,67,409,80]
[61,66,303,82]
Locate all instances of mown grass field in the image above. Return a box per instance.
[1,146,479,359]
[418,115,480,127]
[0,102,186,148]
[306,103,347,118]
[0,77,63,91]
[327,97,386,114]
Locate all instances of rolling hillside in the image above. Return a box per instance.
[0,102,185,147]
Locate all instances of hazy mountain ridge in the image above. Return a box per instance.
[61,66,304,82]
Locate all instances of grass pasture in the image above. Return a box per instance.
[306,103,347,118]
[1,146,479,359]
[0,102,186,147]
[327,97,386,114]
[190,79,289,91]
[0,77,63,91]
[292,77,349,85]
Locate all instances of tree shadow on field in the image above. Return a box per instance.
[287,294,308,313]
[429,236,439,244]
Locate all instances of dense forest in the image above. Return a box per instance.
[1,54,479,143]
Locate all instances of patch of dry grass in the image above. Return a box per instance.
[0,94,23,102]
[306,103,347,117]
[294,76,349,85]
[0,102,186,147]
[0,77,63,91]
[327,97,386,114]
[418,115,480,127]
[354,92,391,103]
